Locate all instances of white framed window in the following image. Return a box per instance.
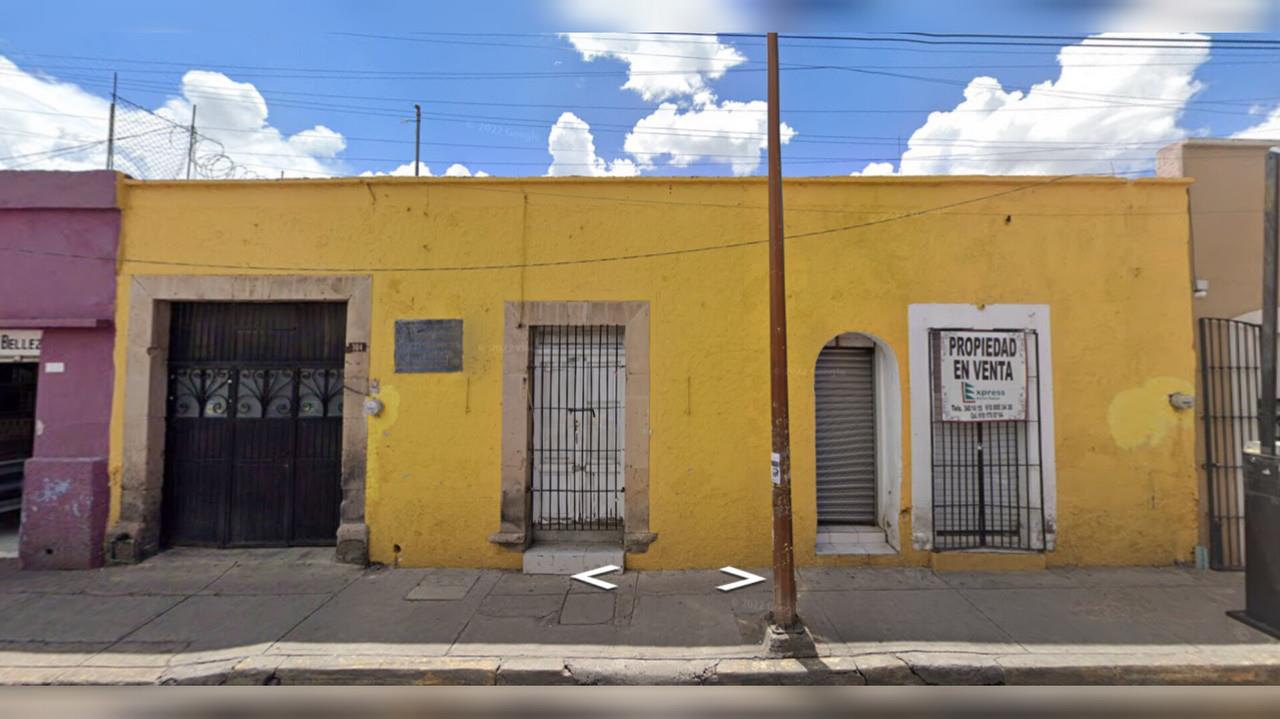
[908,305,1057,552]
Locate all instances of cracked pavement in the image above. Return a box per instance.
[0,548,1275,685]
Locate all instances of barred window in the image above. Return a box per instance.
[928,328,1047,551]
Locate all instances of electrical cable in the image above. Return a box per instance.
[0,173,1164,273]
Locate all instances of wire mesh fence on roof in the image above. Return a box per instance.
[112,97,262,180]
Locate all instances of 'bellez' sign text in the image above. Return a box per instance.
[0,330,41,359]
[937,330,1028,422]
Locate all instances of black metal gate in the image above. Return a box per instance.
[1199,317,1262,570]
[529,325,625,533]
[163,302,346,548]
[928,329,1046,551]
[0,363,37,515]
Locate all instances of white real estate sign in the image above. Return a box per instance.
[937,330,1027,422]
[0,330,41,361]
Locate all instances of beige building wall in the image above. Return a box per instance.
[1157,139,1274,321]
[1158,138,1278,565]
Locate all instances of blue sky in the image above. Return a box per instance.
[1,1,1279,179]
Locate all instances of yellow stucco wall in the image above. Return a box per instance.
[107,176,1198,569]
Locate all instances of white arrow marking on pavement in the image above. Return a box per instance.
[571,564,622,591]
[717,566,766,592]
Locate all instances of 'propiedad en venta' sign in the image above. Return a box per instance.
[938,330,1027,422]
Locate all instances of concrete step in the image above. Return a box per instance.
[522,543,624,575]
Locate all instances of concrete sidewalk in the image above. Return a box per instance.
[0,549,1275,685]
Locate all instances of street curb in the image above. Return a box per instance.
[997,655,1280,686]
[105,653,1280,686]
[564,659,716,686]
[495,658,576,686]
[265,656,500,686]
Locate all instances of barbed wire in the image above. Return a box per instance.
[112,96,262,180]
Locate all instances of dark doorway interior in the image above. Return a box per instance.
[162,302,346,548]
[0,363,37,556]
[0,363,37,511]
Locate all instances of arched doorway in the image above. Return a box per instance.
[813,332,901,554]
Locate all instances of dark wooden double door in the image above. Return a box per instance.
[163,302,346,548]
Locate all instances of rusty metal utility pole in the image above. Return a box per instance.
[106,72,117,171]
[184,105,198,180]
[766,31,798,631]
[414,104,422,177]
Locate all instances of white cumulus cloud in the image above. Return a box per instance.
[554,0,752,32]
[0,57,349,179]
[546,112,638,177]
[1231,105,1280,139]
[557,31,798,176]
[444,163,489,177]
[0,56,113,171]
[625,96,796,176]
[288,126,347,158]
[850,162,896,177]
[564,33,747,102]
[357,161,488,178]
[154,70,346,178]
[1102,0,1265,31]
[359,162,433,177]
[850,33,1210,177]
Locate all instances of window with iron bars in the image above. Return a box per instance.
[528,325,626,533]
[928,328,1047,552]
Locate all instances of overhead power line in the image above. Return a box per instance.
[74,66,1268,110]
[0,139,106,164]
[1,31,1272,179]
[16,46,1280,80]
[759,33,1230,52]
[899,32,1277,46]
[0,117,1192,157]
[331,31,766,64]
[1,173,1152,273]
[16,59,1258,142]
[20,70,1264,150]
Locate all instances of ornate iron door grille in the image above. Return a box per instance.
[163,302,346,548]
[928,328,1046,551]
[529,325,626,533]
[1199,317,1261,570]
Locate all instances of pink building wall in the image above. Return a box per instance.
[0,171,120,569]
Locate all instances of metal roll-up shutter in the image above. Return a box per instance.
[815,345,877,525]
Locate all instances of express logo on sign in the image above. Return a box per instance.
[962,381,1007,403]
